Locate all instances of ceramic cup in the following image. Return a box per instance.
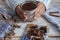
[20,1,38,21]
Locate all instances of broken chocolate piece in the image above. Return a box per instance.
[27,24,38,29]
[13,23,21,28]
[4,29,15,39]
[49,12,60,17]
[0,14,4,20]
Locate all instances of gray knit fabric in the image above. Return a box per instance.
[5,0,51,12]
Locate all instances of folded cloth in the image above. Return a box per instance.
[0,20,12,38]
[0,6,13,19]
[43,6,60,31]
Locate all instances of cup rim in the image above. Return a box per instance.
[20,1,37,11]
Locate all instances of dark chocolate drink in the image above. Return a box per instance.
[21,2,37,11]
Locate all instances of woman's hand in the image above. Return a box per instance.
[16,2,46,21]
[16,5,28,21]
[34,3,46,20]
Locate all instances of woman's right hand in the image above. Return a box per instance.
[16,5,28,21]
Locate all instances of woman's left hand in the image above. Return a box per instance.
[34,3,46,20]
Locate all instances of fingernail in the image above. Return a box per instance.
[34,17,37,20]
[23,12,26,15]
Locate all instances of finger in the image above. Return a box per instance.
[34,10,40,20]
[23,15,28,21]
[17,5,25,15]
[34,16,39,20]
[23,12,28,21]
